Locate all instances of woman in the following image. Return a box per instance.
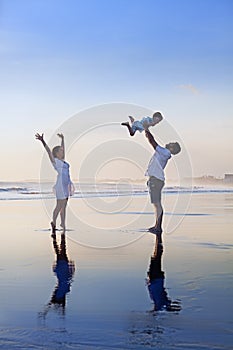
[35,133,74,233]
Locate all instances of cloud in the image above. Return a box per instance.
[178,84,200,95]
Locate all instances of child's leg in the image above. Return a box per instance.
[121,122,135,136]
[128,116,135,123]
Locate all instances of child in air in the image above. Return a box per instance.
[121,112,163,136]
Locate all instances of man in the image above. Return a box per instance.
[145,129,181,234]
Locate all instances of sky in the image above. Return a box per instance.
[0,0,232,181]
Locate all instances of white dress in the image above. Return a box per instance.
[53,158,74,199]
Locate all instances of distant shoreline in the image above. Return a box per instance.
[0,175,233,187]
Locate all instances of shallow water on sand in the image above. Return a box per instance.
[0,192,232,349]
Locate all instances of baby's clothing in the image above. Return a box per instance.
[131,116,154,133]
[131,115,162,133]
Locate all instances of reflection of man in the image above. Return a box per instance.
[147,236,181,312]
[39,233,75,318]
[145,130,181,234]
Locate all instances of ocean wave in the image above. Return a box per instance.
[0,187,28,192]
[0,183,233,201]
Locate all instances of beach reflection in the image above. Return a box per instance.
[147,234,181,313]
[39,233,75,318]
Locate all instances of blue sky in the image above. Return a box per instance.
[0,0,232,180]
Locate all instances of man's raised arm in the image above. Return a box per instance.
[145,130,158,150]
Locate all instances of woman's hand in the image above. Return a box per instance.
[57,133,64,139]
[35,133,44,142]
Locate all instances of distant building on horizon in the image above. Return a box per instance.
[224,174,233,183]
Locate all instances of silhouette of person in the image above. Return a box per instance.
[147,235,181,312]
[39,233,75,318]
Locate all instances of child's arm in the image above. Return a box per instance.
[35,133,55,164]
[145,130,158,150]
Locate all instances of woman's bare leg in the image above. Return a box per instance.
[52,200,64,228]
[60,199,68,230]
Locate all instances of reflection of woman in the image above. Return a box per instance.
[147,236,181,312]
[35,133,74,232]
[50,233,75,310]
[39,233,75,318]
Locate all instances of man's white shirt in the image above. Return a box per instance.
[145,145,171,181]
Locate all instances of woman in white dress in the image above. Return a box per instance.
[35,133,74,233]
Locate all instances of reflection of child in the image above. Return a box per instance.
[121,112,163,136]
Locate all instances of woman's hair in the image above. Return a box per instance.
[52,146,61,158]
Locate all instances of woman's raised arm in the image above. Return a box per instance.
[57,133,65,157]
[35,133,55,164]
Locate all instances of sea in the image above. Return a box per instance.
[0,181,233,349]
[1,181,233,201]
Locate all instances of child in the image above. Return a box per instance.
[121,112,163,136]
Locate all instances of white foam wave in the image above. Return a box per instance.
[0,182,232,201]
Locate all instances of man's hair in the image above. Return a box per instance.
[52,146,61,158]
[171,142,181,155]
